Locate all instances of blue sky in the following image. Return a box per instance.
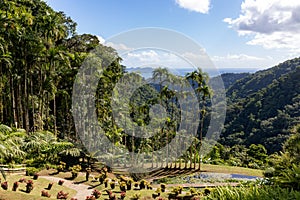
[46,0,299,71]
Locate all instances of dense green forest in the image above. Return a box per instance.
[0,0,211,169]
[216,58,300,153]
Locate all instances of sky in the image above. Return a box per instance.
[46,0,300,73]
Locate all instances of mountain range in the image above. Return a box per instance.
[213,57,300,153]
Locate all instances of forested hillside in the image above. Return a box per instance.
[220,58,300,153]
[0,0,122,138]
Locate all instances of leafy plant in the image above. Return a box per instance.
[139,179,147,189]
[33,172,39,180]
[58,180,65,185]
[86,195,96,200]
[126,178,133,190]
[110,181,115,189]
[160,183,166,192]
[26,167,39,176]
[92,189,101,199]
[120,191,126,200]
[120,181,127,192]
[131,193,141,200]
[41,190,51,198]
[57,190,69,199]
[1,181,8,190]
[26,180,34,193]
[12,182,19,191]
[69,165,82,179]
[47,182,54,190]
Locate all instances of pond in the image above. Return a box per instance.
[154,172,262,184]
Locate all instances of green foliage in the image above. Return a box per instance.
[219,58,300,153]
[262,125,300,190]
[204,185,300,200]
[0,124,12,134]
[204,143,267,169]
[69,164,81,178]
[25,167,39,176]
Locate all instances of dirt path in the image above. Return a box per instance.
[40,176,92,199]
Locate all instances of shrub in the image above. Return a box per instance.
[205,185,300,200]
[58,180,64,185]
[172,186,183,195]
[57,161,66,172]
[203,188,212,196]
[146,183,152,190]
[131,193,141,200]
[86,196,96,200]
[120,175,128,182]
[57,190,69,199]
[126,178,134,190]
[110,181,115,189]
[104,178,110,187]
[26,167,39,176]
[120,181,127,192]
[41,190,51,198]
[190,188,197,195]
[160,183,166,192]
[156,188,162,194]
[92,189,101,199]
[12,182,19,191]
[264,167,276,178]
[33,173,39,180]
[47,182,54,190]
[120,191,126,200]
[139,179,147,189]
[108,191,116,200]
[69,165,82,179]
[1,182,8,190]
[134,182,139,188]
[26,180,34,193]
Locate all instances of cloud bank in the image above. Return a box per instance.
[224,0,300,53]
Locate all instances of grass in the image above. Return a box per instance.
[0,164,263,200]
[0,174,76,200]
[201,164,263,177]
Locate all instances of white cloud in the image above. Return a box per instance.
[96,35,105,44]
[122,50,188,69]
[105,42,133,51]
[175,0,211,14]
[224,0,300,52]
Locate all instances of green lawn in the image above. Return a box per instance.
[0,164,263,200]
[0,174,77,200]
[201,164,263,177]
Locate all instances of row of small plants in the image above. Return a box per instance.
[0,175,78,199]
[1,178,34,193]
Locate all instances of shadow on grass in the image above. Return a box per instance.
[73,180,88,184]
[19,189,28,193]
[87,183,101,189]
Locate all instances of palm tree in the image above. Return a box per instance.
[186,68,211,170]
